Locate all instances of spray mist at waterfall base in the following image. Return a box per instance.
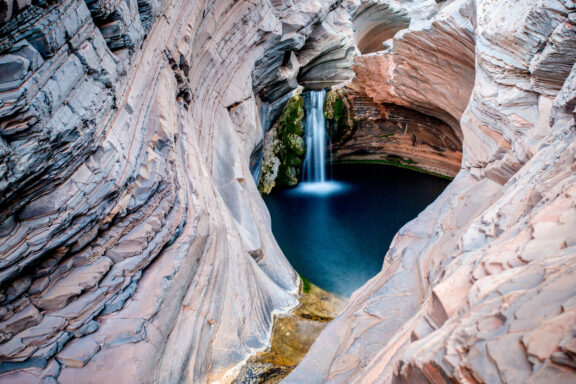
[290,181,350,196]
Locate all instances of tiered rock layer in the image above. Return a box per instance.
[0,0,357,382]
[2,0,575,383]
[287,0,576,382]
[329,88,463,177]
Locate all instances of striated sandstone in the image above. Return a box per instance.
[287,0,576,383]
[1,0,575,383]
[350,0,476,133]
[0,0,363,382]
[328,87,463,178]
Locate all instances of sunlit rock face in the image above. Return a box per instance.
[0,0,359,382]
[287,0,576,383]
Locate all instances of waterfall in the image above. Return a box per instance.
[294,89,347,196]
[303,89,328,183]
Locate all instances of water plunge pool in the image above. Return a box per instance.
[264,164,449,296]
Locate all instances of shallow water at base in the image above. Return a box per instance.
[232,280,346,384]
[264,164,450,296]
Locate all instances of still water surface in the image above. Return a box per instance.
[264,164,449,296]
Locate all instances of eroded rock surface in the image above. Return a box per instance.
[287,0,576,383]
[0,0,359,382]
[327,88,463,177]
[1,0,575,383]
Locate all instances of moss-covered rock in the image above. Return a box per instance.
[257,127,282,194]
[324,89,354,145]
[280,95,306,136]
[276,165,298,187]
[286,133,306,156]
[258,93,307,193]
[276,93,306,188]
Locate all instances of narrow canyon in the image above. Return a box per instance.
[0,0,575,383]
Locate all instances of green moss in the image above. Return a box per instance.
[299,274,312,294]
[286,134,305,156]
[281,96,305,135]
[277,165,298,186]
[324,89,354,144]
[275,94,307,188]
[387,154,417,165]
[287,157,302,167]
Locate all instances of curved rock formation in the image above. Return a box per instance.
[319,0,473,178]
[287,0,576,382]
[1,0,575,383]
[350,0,409,54]
[0,0,356,382]
[327,88,463,178]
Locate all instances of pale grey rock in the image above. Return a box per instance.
[0,0,328,382]
[296,8,356,89]
[252,0,357,101]
[96,0,144,51]
[350,0,410,54]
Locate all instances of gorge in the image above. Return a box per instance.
[0,0,575,383]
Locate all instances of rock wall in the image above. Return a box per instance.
[328,88,463,178]
[258,0,467,188]
[350,0,475,134]
[2,0,575,383]
[0,0,355,382]
[287,0,576,382]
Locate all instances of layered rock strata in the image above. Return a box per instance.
[0,0,361,382]
[349,0,409,54]
[287,0,576,382]
[2,0,575,383]
[327,88,463,178]
[259,0,470,188]
[350,0,476,134]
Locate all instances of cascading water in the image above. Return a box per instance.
[295,90,346,196]
[303,90,328,183]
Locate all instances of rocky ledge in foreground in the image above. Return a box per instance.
[0,0,575,383]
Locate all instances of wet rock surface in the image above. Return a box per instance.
[233,280,345,384]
